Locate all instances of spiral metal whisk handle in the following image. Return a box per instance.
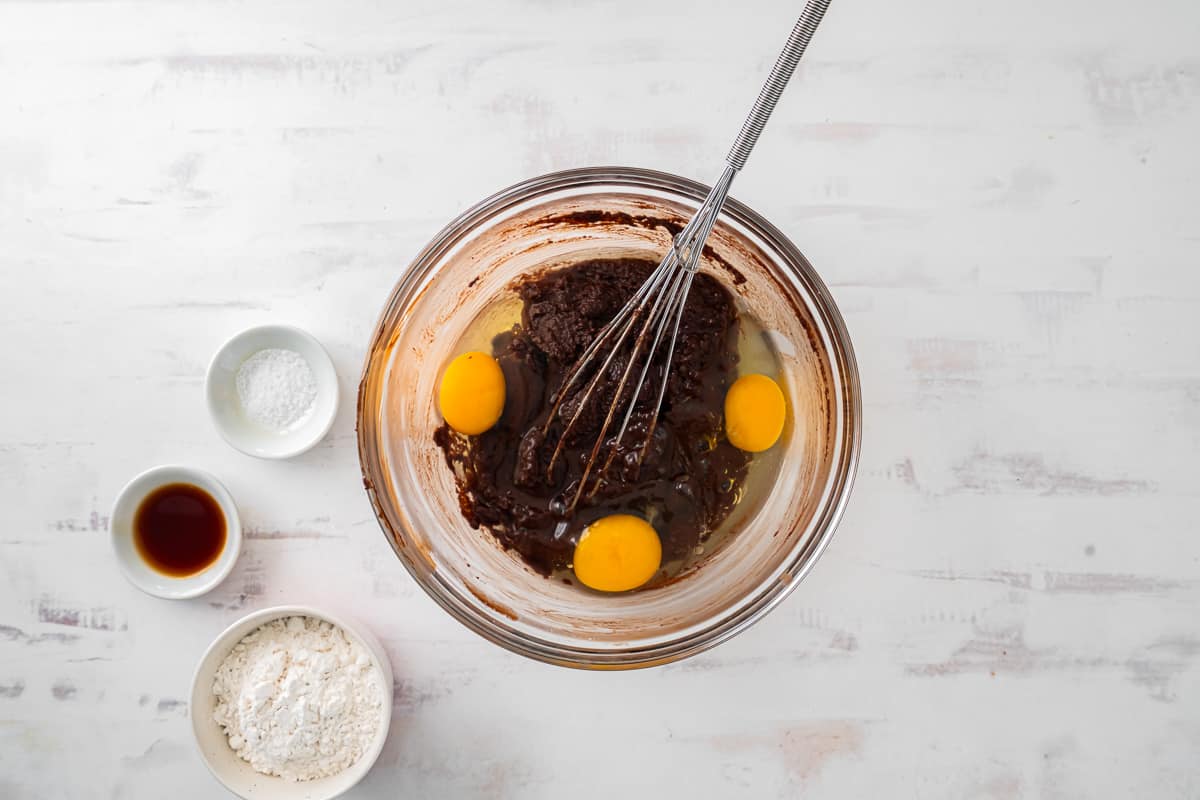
[725,0,832,171]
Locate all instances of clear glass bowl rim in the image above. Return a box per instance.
[356,165,862,669]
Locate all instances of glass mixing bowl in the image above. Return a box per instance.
[357,167,860,669]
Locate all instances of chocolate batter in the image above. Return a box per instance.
[434,258,751,581]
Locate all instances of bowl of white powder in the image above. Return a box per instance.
[190,606,392,799]
[206,325,340,459]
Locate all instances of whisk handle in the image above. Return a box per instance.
[725,0,832,172]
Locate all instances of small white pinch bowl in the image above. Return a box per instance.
[190,605,394,800]
[206,325,339,459]
[110,465,242,600]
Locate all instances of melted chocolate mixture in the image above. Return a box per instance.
[434,258,750,579]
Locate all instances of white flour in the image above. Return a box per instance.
[211,616,384,782]
[235,348,317,431]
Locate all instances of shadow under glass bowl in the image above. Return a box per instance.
[357,166,860,669]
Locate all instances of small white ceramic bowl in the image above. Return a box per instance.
[110,465,242,600]
[190,605,394,800]
[206,325,339,459]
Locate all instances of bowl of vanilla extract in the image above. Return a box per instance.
[110,465,242,599]
[358,166,861,669]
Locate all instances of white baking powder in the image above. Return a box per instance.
[211,616,384,782]
[235,348,317,431]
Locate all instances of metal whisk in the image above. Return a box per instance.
[545,0,833,511]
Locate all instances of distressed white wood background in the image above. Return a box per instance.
[2,0,1199,797]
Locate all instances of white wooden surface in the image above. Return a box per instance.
[2,0,1198,797]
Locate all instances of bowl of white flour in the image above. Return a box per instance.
[190,606,393,799]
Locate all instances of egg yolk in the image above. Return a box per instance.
[724,373,786,452]
[573,514,662,593]
[438,351,506,435]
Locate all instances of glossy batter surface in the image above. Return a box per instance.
[434,258,751,580]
